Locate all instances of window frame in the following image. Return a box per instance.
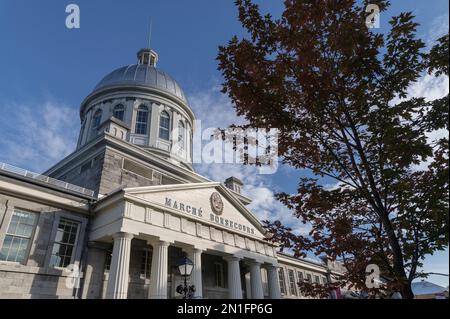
[92,109,103,130]
[177,120,185,150]
[288,268,297,296]
[297,270,304,283]
[45,212,87,271]
[140,248,153,280]
[135,105,149,135]
[278,268,287,295]
[214,261,225,288]
[296,271,304,296]
[48,218,80,269]
[0,208,38,265]
[104,247,113,273]
[113,104,125,121]
[159,111,171,141]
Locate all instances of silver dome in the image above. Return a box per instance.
[93,64,188,104]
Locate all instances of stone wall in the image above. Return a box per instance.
[98,149,164,194]
[53,143,186,197]
[0,271,76,299]
[58,152,104,195]
[0,195,88,299]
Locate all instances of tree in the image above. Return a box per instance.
[217,0,449,299]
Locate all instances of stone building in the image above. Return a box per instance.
[0,48,344,299]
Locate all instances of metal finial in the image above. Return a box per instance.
[148,19,153,49]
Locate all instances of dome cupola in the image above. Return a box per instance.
[137,48,158,67]
[77,49,195,170]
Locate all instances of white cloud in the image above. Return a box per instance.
[427,13,449,46]
[408,72,449,171]
[407,73,449,102]
[246,183,311,235]
[189,87,310,235]
[0,100,79,172]
[189,85,247,128]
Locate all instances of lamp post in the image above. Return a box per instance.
[176,256,196,299]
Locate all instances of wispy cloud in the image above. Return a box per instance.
[427,13,449,46]
[408,72,449,171]
[189,85,247,128]
[0,99,79,172]
[189,87,309,235]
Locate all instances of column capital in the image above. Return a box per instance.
[158,240,171,247]
[265,263,279,270]
[112,232,134,240]
[223,255,242,263]
[147,239,171,247]
[183,247,204,255]
[248,260,262,267]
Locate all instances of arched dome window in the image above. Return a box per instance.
[135,105,149,135]
[93,109,102,129]
[159,111,170,140]
[178,121,185,149]
[113,104,125,121]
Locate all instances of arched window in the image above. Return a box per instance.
[93,109,102,129]
[135,105,149,135]
[113,104,125,121]
[159,111,170,140]
[178,121,185,149]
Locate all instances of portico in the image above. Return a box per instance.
[88,182,281,299]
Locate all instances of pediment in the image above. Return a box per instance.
[124,183,267,239]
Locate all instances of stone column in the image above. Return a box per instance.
[266,265,281,299]
[188,248,203,299]
[249,261,264,299]
[224,256,243,299]
[148,240,170,299]
[105,232,133,299]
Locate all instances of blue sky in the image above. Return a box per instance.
[0,1,448,287]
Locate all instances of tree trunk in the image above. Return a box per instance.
[381,212,415,299]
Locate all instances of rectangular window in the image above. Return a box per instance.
[104,247,112,272]
[297,271,304,282]
[314,275,320,284]
[278,268,286,295]
[49,219,79,268]
[140,249,152,279]
[135,108,149,135]
[306,273,312,283]
[322,276,328,285]
[159,113,170,140]
[297,271,304,296]
[214,262,224,288]
[0,209,37,263]
[288,269,297,296]
[135,122,147,135]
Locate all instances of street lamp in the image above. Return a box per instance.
[176,256,196,299]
